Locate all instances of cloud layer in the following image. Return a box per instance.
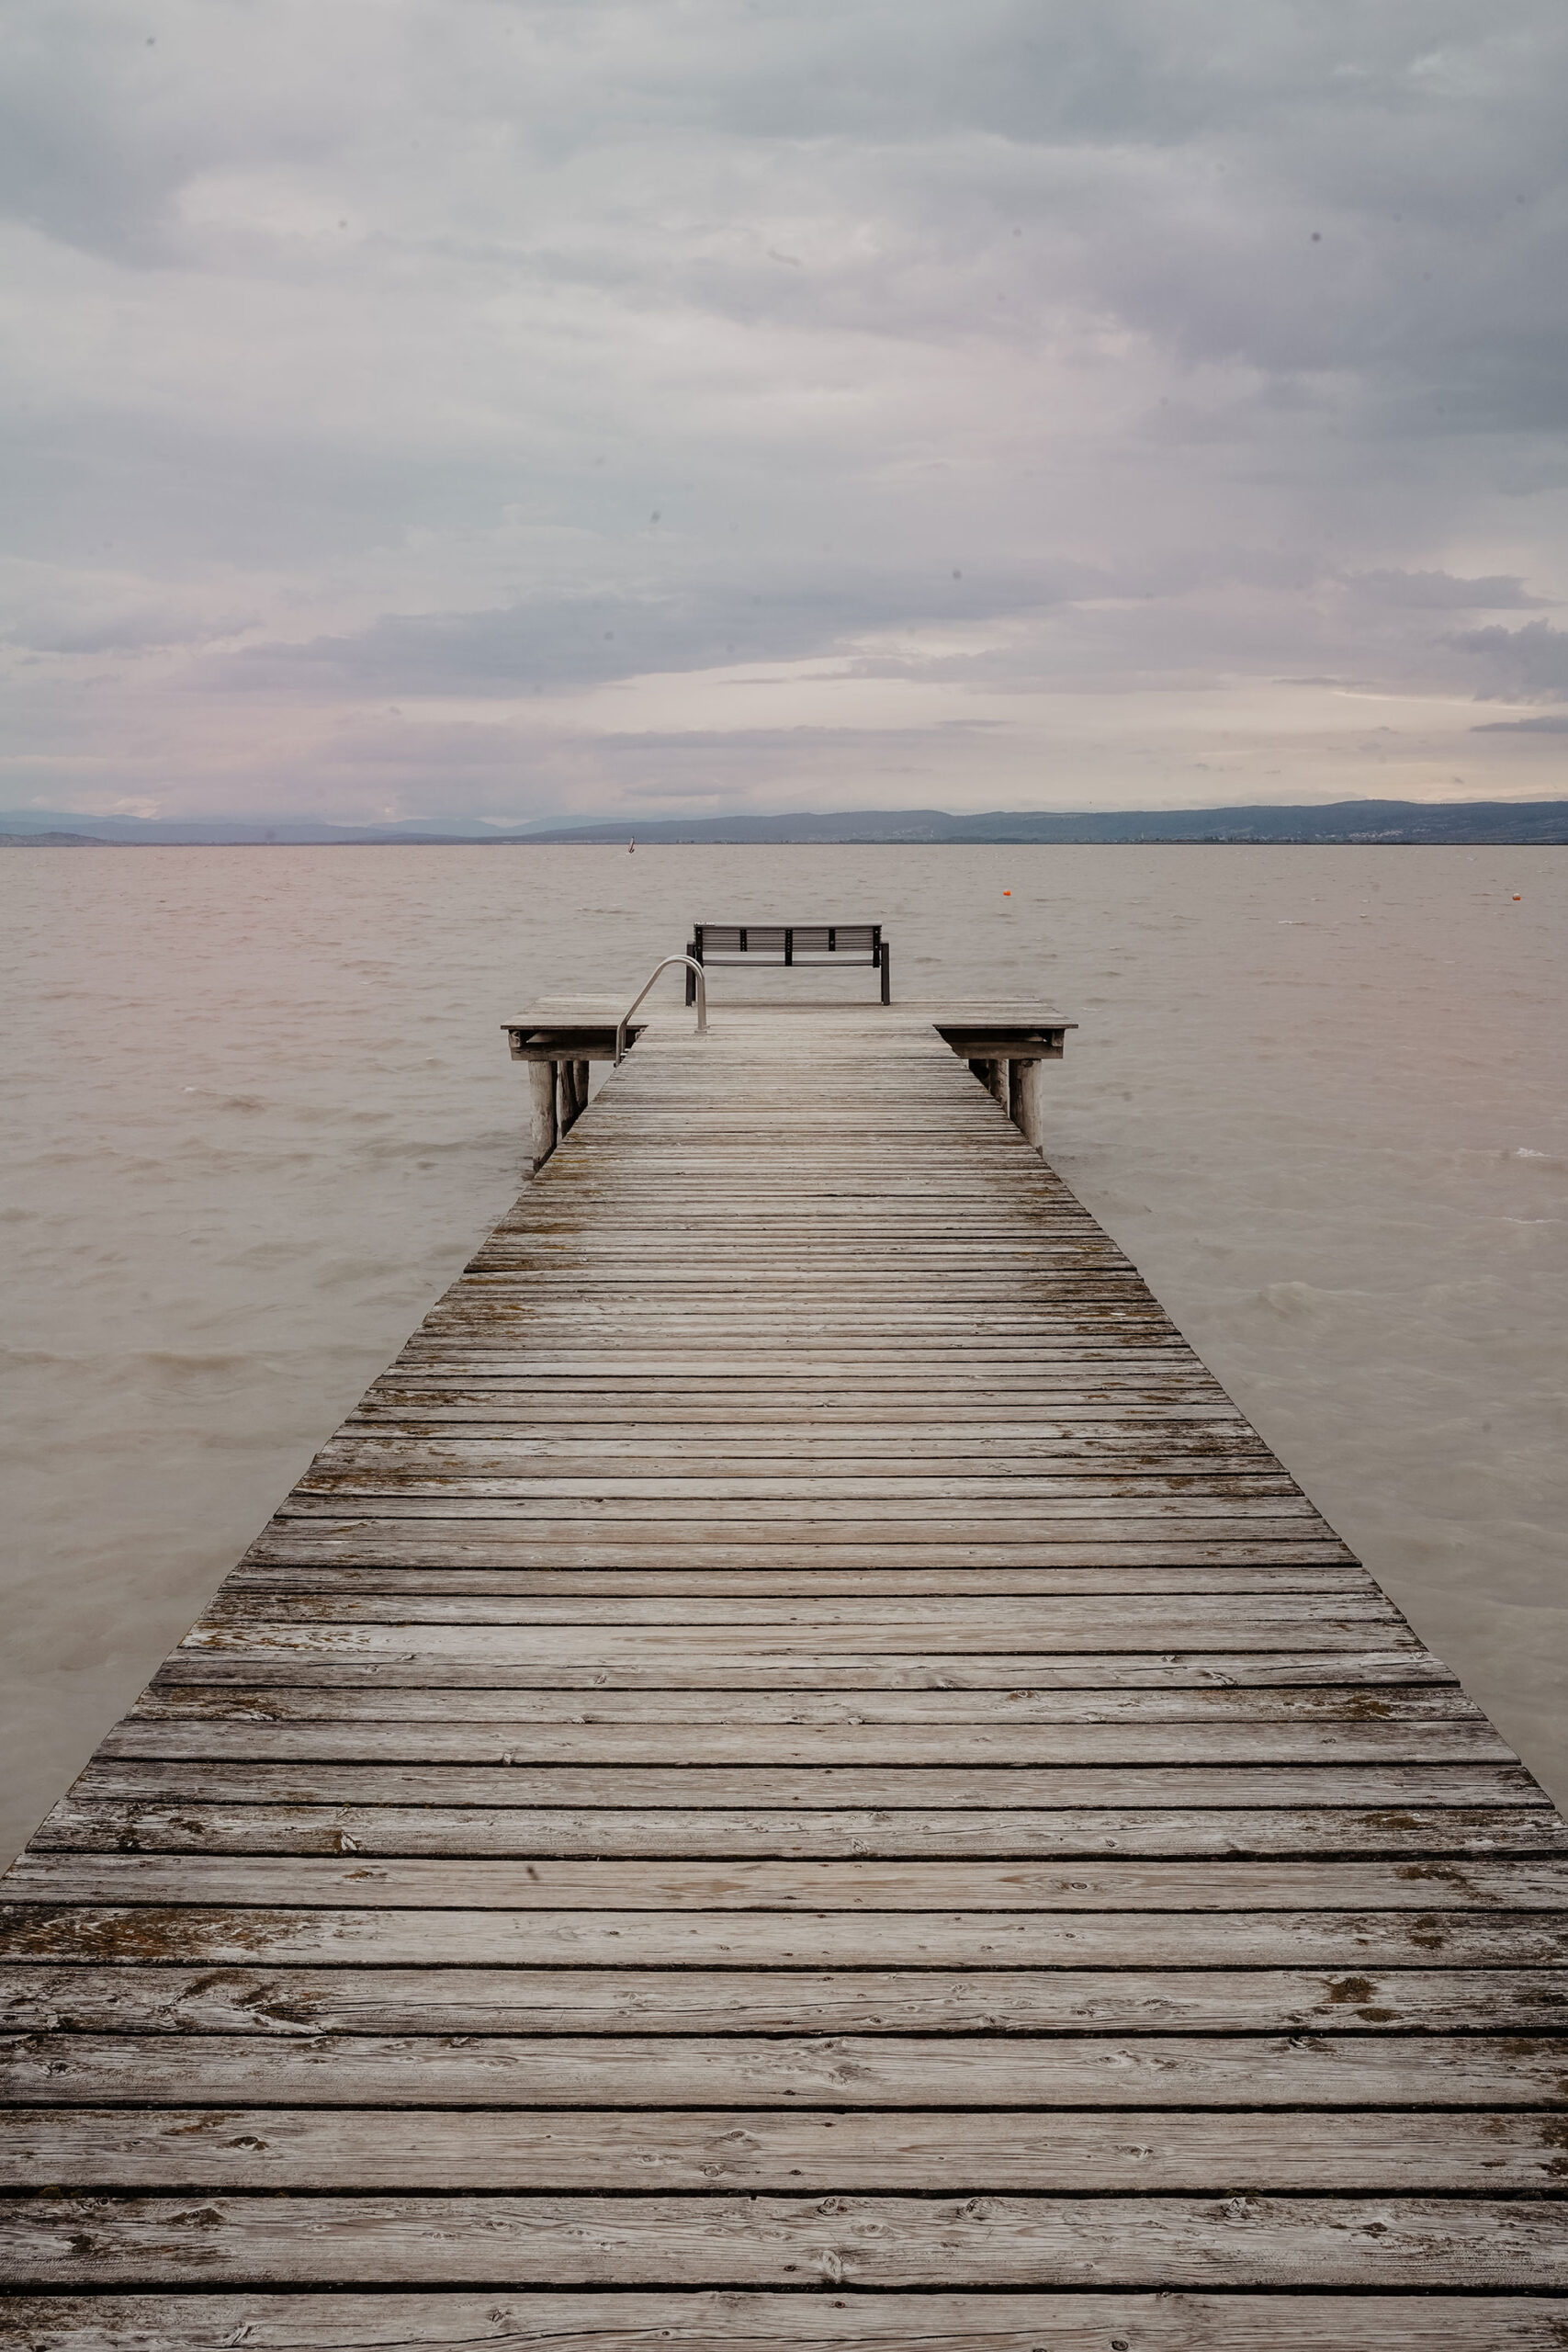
[4,0,1566,820]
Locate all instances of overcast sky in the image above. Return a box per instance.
[4,0,1567,823]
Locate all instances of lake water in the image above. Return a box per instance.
[3,842,1564,1860]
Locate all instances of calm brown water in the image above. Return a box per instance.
[3,842,1564,1859]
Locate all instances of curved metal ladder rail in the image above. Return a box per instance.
[615,956,708,1065]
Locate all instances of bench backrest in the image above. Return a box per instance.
[693,922,882,962]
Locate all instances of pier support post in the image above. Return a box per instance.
[563,1059,591,1129]
[968,1057,1010,1109]
[1010,1056,1044,1150]
[529,1061,558,1170]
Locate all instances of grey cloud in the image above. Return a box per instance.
[690,6,1568,379]
[224,594,840,695]
[0,404,508,574]
[673,1,1541,152]
[4,606,255,655]
[592,721,1000,752]
[534,720,1010,811]
[0,23,182,256]
[1343,571,1547,611]
[320,718,532,769]
[219,564,1105,695]
[1453,620,1568,699]
[1471,712,1568,732]
[0,4,367,260]
[17,3,1567,413]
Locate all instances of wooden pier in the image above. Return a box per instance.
[3,997,1566,2346]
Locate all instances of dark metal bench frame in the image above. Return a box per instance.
[685,922,891,1003]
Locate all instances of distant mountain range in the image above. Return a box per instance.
[517,798,1568,845]
[3,797,1566,847]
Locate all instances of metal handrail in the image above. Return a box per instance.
[615,956,708,1065]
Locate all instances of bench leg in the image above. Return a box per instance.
[880,943,891,1003]
[685,944,699,1006]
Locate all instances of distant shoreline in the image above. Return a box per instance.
[5,797,1568,849]
[8,833,1568,848]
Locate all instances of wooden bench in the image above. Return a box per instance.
[685,922,890,1002]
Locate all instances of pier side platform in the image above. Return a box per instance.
[3,1002,1566,2345]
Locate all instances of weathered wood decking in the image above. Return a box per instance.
[3,1002,1566,2346]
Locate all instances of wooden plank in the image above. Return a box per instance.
[147,1658,1456,1702]
[6,2290,1564,2350]
[379,1355,1212,1376]
[14,1853,1562,1908]
[59,1758,1542,1805]
[154,1656,1438,1692]
[99,1724,1517,1767]
[6,1905,1563,1966]
[438,1279,1180,1299]
[120,1666,1483,1710]
[6,2031,1564,2109]
[463,1235,1133,1254]
[6,1963,1564,2035]
[36,1800,1565,1860]
[243,1532,1365,1567]
[354,1362,1242,1378]
[172,1609,1409,1652]
[194,1587,1390,1626]
[175,1624,1412,1670]
[181,1595,1401,1638]
[265,1498,1344,1530]
[220,1563,1378,1594]
[309,1443,1292,1473]
[3,2192,1565,2288]
[7,2107,1564,2191]
[118,1678,1478,1719]
[353,1384,1247,1406]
